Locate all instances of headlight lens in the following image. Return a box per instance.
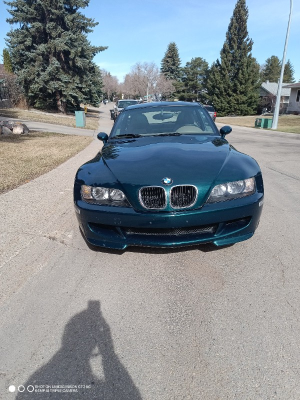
[92,187,109,200]
[207,177,256,203]
[110,189,126,201]
[81,185,129,206]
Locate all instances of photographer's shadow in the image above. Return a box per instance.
[17,301,142,399]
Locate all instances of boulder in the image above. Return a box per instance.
[0,120,14,130]
[12,123,24,134]
[0,120,29,135]
[22,124,30,134]
[12,123,29,135]
[1,126,12,135]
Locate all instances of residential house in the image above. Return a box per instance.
[283,82,300,114]
[259,81,292,114]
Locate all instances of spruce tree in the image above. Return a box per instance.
[261,56,281,82]
[3,48,13,73]
[161,42,181,81]
[261,56,295,83]
[283,59,295,83]
[178,57,208,102]
[206,0,259,116]
[206,61,231,115]
[5,0,107,113]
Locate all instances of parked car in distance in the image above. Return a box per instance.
[111,99,139,121]
[202,104,217,121]
[74,102,264,250]
[112,99,139,121]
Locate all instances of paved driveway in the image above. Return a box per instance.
[1,108,300,399]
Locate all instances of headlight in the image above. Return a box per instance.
[81,185,129,206]
[207,177,256,203]
[92,187,109,200]
[110,189,126,201]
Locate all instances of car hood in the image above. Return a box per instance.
[97,136,233,208]
[103,135,228,183]
[77,135,260,210]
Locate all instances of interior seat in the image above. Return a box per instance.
[127,113,150,134]
[175,110,195,130]
[175,110,204,133]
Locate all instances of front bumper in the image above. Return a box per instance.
[74,193,264,250]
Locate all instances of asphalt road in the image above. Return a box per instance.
[0,105,300,399]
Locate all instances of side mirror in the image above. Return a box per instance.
[97,132,109,143]
[220,125,232,138]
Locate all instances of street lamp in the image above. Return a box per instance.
[272,0,293,130]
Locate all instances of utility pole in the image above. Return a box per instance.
[146,82,149,102]
[272,0,293,130]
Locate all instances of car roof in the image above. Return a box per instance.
[118,99,138,102]
[126,101,203,110]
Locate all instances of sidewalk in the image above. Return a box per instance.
[0,103,114,137]
[0,104,114,297]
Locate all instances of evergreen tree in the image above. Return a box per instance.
[161,42,181,81]
[3,48,13,73]
[261,56,281,82]
[205,0,260,116]
[206,61,231,115]
[5,0,107,113]
[261,56,295,83]
[178,57,208,102]
[283,59,295,83]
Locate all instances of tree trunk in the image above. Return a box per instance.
[56,91,67,114]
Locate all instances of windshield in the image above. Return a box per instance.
[111,105,219,137]
[117,100,138,108]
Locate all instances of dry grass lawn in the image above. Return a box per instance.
[0,131,93,194]
[0,107,100,130]
[217,114,300,134]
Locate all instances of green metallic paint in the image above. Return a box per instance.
[76,135,260,212]
[74,102,264,249]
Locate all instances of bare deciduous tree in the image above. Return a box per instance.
[122,62,175,100]
[155,74,176,100]
[101,70,120,100]
[1,73,26,107]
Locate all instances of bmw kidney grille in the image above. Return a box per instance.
[170,185,197,208]
[139,187,167,209]
[139,185,197,209]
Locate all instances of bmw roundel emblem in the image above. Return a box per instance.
[162,177,173,185]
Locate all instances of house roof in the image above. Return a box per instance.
[261,81,291,96]
[283,82,300,89]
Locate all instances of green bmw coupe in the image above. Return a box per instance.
[74,102,264,250]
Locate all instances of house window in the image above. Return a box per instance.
[296,90,300,102]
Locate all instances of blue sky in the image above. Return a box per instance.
[1,0,299,82]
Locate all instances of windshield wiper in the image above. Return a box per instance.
[112,134,141,139]
[155,132,181,136]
